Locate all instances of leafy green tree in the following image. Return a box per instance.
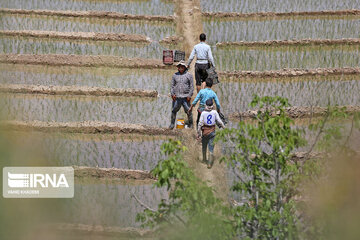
[136,139,234,240]
[216,96,307,239]
[137,96,359,239]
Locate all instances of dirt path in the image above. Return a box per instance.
[176,0,229,200]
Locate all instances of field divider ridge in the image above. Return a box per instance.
[0,84,158,98]
[216,38,360,47]
[74,166,156,181]
[0,54,173,69]
[202,9,360,19]
[0,120,182,136]
[0,30,151,43]
[229,105,360,120]
[0,8,175,22]
[219,67,360,80]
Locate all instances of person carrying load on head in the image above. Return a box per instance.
[186,33,216,93]
[198,99,225,169]
[169,60,194,129]
[188,78,221,130]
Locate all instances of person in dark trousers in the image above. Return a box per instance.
[169,60,194,129]
[198,99,225,169]
[188,78,221,130]
[187,33,216,93]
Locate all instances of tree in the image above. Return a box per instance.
[136,139,234,240]
[137,96,359,239]
[216,96,307,239]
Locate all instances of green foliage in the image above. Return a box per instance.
[138,96,359,239]
[217,95,307,239]
[136,139,234,240]
[307,106,360,158]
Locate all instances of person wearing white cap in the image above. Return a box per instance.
[197,99,225,169]
[169,60,194,129]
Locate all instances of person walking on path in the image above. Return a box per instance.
[187,33,216,92]
[188,78,221,129]
[169,60,194,129]
[198,99,225,169]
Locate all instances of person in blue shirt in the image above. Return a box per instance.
[188,78,221,129]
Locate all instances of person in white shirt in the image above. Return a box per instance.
[198,99,225,169]
[187,33,216,92]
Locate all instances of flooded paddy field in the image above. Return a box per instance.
[0,64,172,95]
[204,17,360,44]
[1,0,359,237]
[62,182,167,227]
[214,45,360,71]
[12,131,168,170]
[0,14,175,41]
[215,75,360,114]
[0,37,166,59]
[0,93,172,127]
[0,0,174,16]
[201,0,360,13]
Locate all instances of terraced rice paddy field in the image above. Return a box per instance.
[1,0,359,238]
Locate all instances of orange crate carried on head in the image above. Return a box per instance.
[163,50,174,65]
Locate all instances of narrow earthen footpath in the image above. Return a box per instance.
[176,0,229,200]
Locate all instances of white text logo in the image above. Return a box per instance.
[3,167,74,198]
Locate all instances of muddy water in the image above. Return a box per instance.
[0,37,166,59]
[0,14,175,41]
[61,182,168,227]
[0,64,173,94]
[214,45,360,71]
[215,76,360,114]
[0,0,174,16]
[26,132,167,170]
[204,17,360,44]
[0,94,174,127]
[201,0,359,13]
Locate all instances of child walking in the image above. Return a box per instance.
[197,99,225,169]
